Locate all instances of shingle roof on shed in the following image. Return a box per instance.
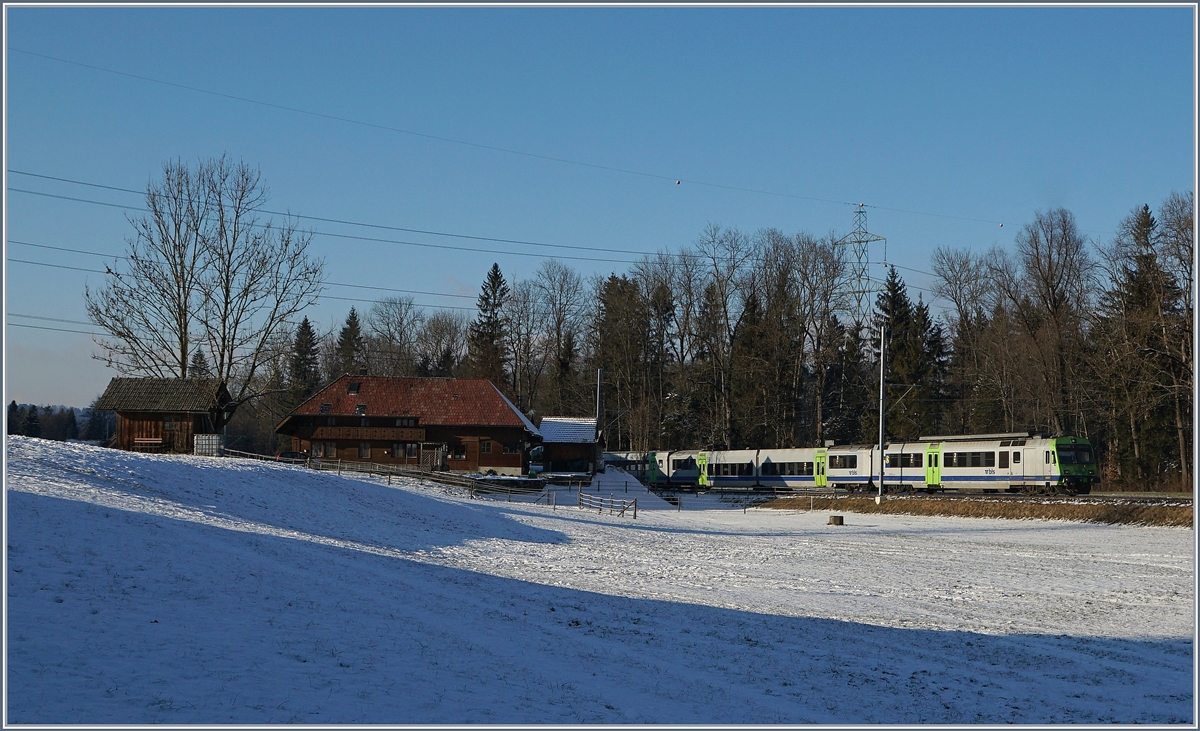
[281,376,540,436]
[94,378,231,413]
[538,417,597,444]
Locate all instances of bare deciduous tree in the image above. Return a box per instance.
[86,159,211,378]
[86,155,325,417]
[367,296,426,376]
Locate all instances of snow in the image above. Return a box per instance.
[537,416,597,443]
[5,436,1194,723]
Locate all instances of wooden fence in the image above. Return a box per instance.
[578,491,637,519]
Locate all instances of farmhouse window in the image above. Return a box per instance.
[451,444,467,459]
[319,403,332,414]
[481,441,492,454]
[395,417,417,428]
[354,404,367,416]
[406,443,418,458]
[359,443,371,459]
[348,382,360,395]
[502,442,521,454]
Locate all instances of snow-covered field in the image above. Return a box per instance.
[5,436,1194,723]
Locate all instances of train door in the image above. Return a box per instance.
[1022,448,1038,483]
[697,451,708,487]
[646,452,660,485]
[814,449,827,488]
[924,442,941,489]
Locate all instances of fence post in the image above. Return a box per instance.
[678,496,681,512]
[338,460,342,476]
[388,472,392,486]
[633,498,637,519]
[625,481,628,493]
[552,491,556,510]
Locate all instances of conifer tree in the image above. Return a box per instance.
[22,405,41,438]
[336,308,366,376]
[290,316,321,403]
[467,264,510,386]
[64,409,79,441]
[7,400,21,435]
[189,349,211,378]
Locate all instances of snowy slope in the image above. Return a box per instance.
[5,436,1193,724]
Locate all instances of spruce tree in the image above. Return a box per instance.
[22,405,41,438]
[64,409,79,441]
[7,401,21,435]
[189,349,211,378]
[337,308,366,376]
[290,316,321,403]
[467,264,510,385]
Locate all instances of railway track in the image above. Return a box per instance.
[655,487,1192,508]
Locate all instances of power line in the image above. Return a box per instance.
[7,187,639,264]
[6,171,966,276]
[6,321,100,336]
[7,239,477,300]
[8,258,106,274]
[4,49,904,218]
[10,48,1017,226]
[9,313,94,326]
[8,169,683,259]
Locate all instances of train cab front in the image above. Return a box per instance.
[1055,437,1099,494]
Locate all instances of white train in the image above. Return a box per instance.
[605,432,1098,495]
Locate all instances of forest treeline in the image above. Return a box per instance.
[227,192,1190,490]
[6,402,114,442]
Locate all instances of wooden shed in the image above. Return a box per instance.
[535,416,601,474]
[94,377,232,453]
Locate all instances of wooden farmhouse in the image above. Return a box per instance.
[535,416,601,474]
[94,377,232,453]
[276,375,542,475]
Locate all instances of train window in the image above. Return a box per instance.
[1012,451,1021,463]
[1045,451,1051,464]
[999,451,1009,468]
[1013,440,1026,447]
[829,455,857,469]
[969,453,981,467]
[742,462,754,476]
[983,452,995,467]
[762,462,777,476]
[1058,447,1093,464]
[887,453,923,469]
[802,462,814,475]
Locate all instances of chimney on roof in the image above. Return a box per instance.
[358,367,368,376]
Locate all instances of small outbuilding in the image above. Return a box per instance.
[275,375,541,476]
[94,377,232,453]
[535,416,600,474]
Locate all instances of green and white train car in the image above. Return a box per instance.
[606,431,1100,495]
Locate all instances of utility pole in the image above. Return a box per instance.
[877,323,886,504]
[595,369,602,441]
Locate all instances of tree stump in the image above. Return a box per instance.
[828,515,844,526]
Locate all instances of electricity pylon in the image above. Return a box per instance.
[835,204,886,328]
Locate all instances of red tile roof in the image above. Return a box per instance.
[281,376,539,434]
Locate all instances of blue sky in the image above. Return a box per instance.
[4,6,1195,407]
